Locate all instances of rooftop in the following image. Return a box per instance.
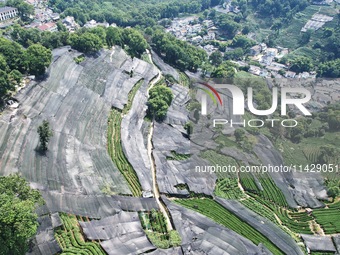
[37,22,56,31]
[0,6,17,14]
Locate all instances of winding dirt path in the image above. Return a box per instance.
[146,49,174,231]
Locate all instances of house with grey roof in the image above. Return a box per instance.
[0,7,18,22]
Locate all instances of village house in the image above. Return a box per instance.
[259,69,269,77]
[203,20,214,29]
[260,55,274,66]
[203,31,215,41]
[37,22,58,32]
[0,6,18,22]
[62,16,79,32]
[83,19,109,29]
[260,43,267,52]
[249,65,261,76]
[249,45,262,56]
[266,48,278,57]
[271,62,287,69]
[203,44,217,55]
[266,65,282,73]
[50,13,60,21]
[285,71,296,78]
[191,35,203,44]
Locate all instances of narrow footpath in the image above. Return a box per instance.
[146,49,174,232]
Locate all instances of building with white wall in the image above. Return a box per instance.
[0,7,18,22]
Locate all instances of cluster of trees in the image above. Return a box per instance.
[269,103,340,143]
[9,24,148,57]
[325,162,340,199]
[48,0,219,27]
[147,85,173,121]
[211,61,237,78]
[151,30,207,71]
[289,56,314,73]
[249,0,308,19]
[281,54,339,77]
[212,13,241,39]
[10,24,69,49]
[318,26,340,62]
[0,38,52,100]
[277,14,339,77]
[230,35,256,50]
[70,27,148,57]
[315,103,340,131]
[284,118,328,143]
[0,174,44,254]
[318,59,340,78]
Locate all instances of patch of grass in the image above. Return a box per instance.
[214,135,238,148]
[200,150,239,179]
[255,173,289,207]
[141,52,152,64]
[139,210,181,249]
[310,252,336,255]
[166,150,191,160]
[74,55,85,64]
[214,178,245,199]
[274,5,338,50]
[179,72,190,87]
[235,70,256,79]
[285,47,322,61]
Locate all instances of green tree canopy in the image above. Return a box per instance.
[231,35,256,50]
[318,145,338,164]
[289,56,313,73]
[24,44,52,76]
[106,27,123,47]
[0,54,8,72]
[147,85,173,121]
[0,38,25,72]
[0,71,12,98]
[122,28,148,58]
[318,59,340,78]
[70,32,103,54]
[37,120,53,152]
[211,62,236,78]
[209,51,223,66]
[0,174,44,255]
[234,128,246,142]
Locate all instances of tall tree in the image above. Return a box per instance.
[70,32,103,53]
[106,27,122,47]
[0,174,44,255]
[209,51,223,66]
[24,44,52,76]
[122,28,148,58]
[37,120,53,152]
[147,85,173,121]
